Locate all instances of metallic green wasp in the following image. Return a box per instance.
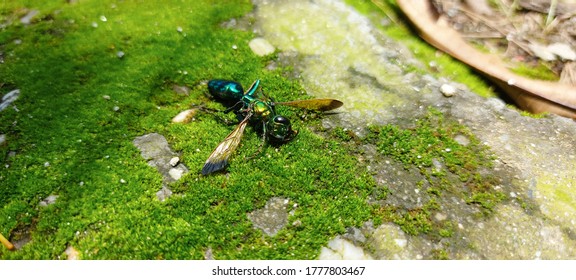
[202,79,343,175]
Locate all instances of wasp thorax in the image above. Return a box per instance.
[253,101,271,119]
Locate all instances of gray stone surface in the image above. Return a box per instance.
[133,133,188,201]
[247,197,290,236]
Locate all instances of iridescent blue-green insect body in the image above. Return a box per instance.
[202,79,343,175]
[207,79,246,103]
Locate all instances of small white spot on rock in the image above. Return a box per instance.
[394,238,407,247]
[169,168,184,180]
[454,134,470,146]
[435,212,447,221]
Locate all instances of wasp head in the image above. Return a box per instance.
[267,115,297,143]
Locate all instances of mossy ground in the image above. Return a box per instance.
[342,109,507,242]
[1,0,507,259]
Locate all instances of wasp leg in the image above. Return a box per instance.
[191,104,238,125]
[224,101,243,114]
[246,121,268,161]
[191,103,220,113]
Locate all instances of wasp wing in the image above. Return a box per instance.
[201,113,252,175]
[276,99,343,111]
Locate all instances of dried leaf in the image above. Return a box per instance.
[396,0,576,119]
[560,62,576,85]
[463,0,493,16]
[518,0,576,17]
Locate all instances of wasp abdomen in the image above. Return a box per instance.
[207,80,245,102]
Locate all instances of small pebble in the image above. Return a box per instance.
[39,195,59,207]
[120,179,126,183]
[20,10,39,25]
[169,156,180,167]
[116,51,125,58]
[1,89,20,112]
[113,106,120,112]
[428,60,439,71]
[102,95,111,100]
[171,109,196,123]
[440,84,456,97]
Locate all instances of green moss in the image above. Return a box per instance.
[367,108,506,238]
[437,221,455,238]
[510,62,558,81]
[332,127,356,142]
[465,192,507,215]
[431,249,450,260]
